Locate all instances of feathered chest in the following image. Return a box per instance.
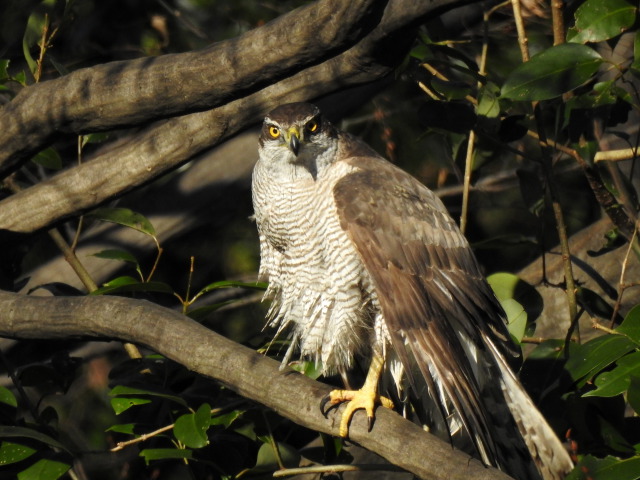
[252,159,376,371]
[252,160,351,255]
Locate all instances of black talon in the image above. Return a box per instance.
[320,394,342,417]
[320,394,332,417]
[367,415,374,432]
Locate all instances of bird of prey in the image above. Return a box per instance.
[252,102,573,480]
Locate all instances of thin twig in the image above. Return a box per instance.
[592,320,618,335]
[550,0,565,46]
[263,410,285,470]
[594,147,639,163]
[416,81,441,100]
[538,111,580,346]
[272,463,405,477]
[145,238,163,282]
[47,229,99,292]
[527,130,637,239]
[111,423,175,452]
[610,222,639,327]
[420,63,478,105]
[110,404,243,452]
[5,159,145,363]
[71,136,86,251]
[34,15,50,83]
[510,0,530,62]
[511,0,579,344]
[460,1,511,233]
[460,129,476,234]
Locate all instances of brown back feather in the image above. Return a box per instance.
[333,151,542,478]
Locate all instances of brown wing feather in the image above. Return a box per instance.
[333,150,525,468]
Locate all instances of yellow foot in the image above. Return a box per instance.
[320,388,395,437]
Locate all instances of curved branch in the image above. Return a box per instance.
[0,291,512,480]
[0,0,472,234]
[0,0,385,174]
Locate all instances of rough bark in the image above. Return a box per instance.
[0,0,474,234]
[0,290,513,480]
[0,0,385,173]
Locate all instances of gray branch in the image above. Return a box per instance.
[0,291,512,480]
[0,0,384,173]
[0,0,474,233]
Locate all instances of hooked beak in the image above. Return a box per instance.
[285,127,301,156]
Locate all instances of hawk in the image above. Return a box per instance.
[252,102,573,480]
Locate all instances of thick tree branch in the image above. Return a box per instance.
[0,0,385,174]
[0,0,473,234]
[0,291,512,480]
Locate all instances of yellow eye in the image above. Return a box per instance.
[269,126,280,138]
[306,120,318,134]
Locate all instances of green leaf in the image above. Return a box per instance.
[173,403,211,448]
[487,272,529,302]
[81,132,110,147]
[627,376,640,414]
[487,272,542,331]
[0,59,9,81]
[88,207,156,237]
[501,44,603,101]
[502,298,527,343]
[585,351,640,397]
[567,454,640,480]
[196,280,267,296]
[31,148,62,170]
[91,249,138,264]
[110,397,152,415]
[22,29,38,78]
[109,385,188,408]
[91,276,174,296]
[564,334,636,385]
[477,83,501,118]
[14,70,27,86]
[140,448,192,464]
[487,271,517,299]
[0,441,36,466]
[95,275,139,288]
[633,30,640,72]
[0,386,17,408]
[527,339,566,362]
[18,458,71,480]
[252,441,301,472]
[0,426,66,451]
[567,0,637,44]
[105,423,136,435]
[210,410,243,428]
[616,305,640,344]
[289,360,323,380]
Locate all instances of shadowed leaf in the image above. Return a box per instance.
[501,44,602,101]
[88,207,156,237]
[568,0,637,44]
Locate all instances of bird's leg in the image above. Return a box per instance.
[320,354,395,437]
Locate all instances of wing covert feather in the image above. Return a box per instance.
[333,154,520,466]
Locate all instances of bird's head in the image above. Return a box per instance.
[258,103,337,175]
